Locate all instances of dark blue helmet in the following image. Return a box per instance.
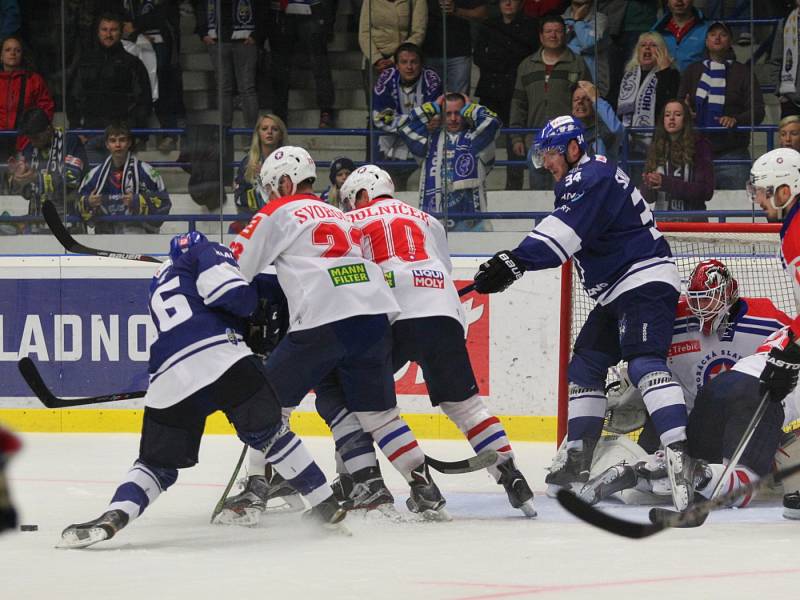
[169,231,208,261]
[531,115,587,169]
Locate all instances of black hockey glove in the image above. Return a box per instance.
[473,250,526,294]
[245,299,288,358]
[759,341,800,403]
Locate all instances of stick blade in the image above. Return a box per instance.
[557,489,662,539]
[649,506,709,528]
[18,357,61,408]
[425,449,499,474]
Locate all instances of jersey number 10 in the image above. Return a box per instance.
[313,217,429,263]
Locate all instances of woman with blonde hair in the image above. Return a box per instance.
[641,99,714,221]
[617,31,680,179]
[230,113,288,233]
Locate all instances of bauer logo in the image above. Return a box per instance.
[328,263,369,286]
[412,269,444,289]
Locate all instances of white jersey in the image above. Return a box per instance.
[669,296,790,411]
[345,197,464,327]
[231,193,400,332]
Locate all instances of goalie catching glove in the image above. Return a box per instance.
[473,250,525,294]
[760,338,800,403]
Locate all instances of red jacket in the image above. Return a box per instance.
[0,69,55,150]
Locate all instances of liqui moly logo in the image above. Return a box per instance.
[412,269,444,289]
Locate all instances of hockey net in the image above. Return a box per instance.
[557,222,796,444]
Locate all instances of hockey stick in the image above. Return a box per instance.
[42,200,162,263]
[649,391,771,528]
[210,443,248,524]
[426,448,498,475]
[557,460,800,539]
[17,357,146,408]
[458,283,476,297]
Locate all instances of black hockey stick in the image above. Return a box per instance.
[649,391,771,528]
[557,460,800,539]
[210,443,248,524]
[42,200,162,263]
[426,448,498,475]
[458,283,476,297]
[17,357,145,408]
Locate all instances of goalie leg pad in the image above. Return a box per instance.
[630,357,687,448]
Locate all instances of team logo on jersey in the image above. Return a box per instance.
[225,328,238,345]
[694,352,742,387]
[668,339,701,357]
[328,263,370,286]
[412,269,444,289]
[384,271,395,288]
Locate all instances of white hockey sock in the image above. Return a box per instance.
[697,463,759,508]
[265,429,330,507]
[441,396,513,481]
[566,385,606,450]
[356,409,425,480]
[107,462,168,521]
[247,446,269,476]
[637,371,687,447]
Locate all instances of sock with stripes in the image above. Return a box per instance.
[364,415,425,480]
[107,460,177,522]
[264,428,331,507]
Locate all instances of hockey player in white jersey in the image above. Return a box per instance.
[59,232,346,548]
[472,115,695,511]
[230,147,449,520]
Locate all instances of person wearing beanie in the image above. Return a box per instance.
[321,156,355,209]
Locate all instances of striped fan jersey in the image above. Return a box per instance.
[144,242,258,409]
[513,154,681,305]
[345,197,465,327]
[668,297,791,410]
[231,193,400,332]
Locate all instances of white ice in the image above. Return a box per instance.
[2,433,800,600]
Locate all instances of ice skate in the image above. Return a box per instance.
[497,458,536,517]
[347,467,402,521]
[545,439,595,497]
[665,441,697,512]
[215,466,304,526]
[406,463,451,522]
[303,495,351,536]
[578,462,637,505]
[59,509,129,549]
[783,491,800,520]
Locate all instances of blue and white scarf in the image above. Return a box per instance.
[93,152,141,200]
[207,0,255,40]
[694,60,729,128]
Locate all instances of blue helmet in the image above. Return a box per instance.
[530,115,587,169]
[169,231,208,261]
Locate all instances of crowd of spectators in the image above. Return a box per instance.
[0,0,798,232]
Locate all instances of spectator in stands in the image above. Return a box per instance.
[321,156,355,209]
[121,0,187,153]
[617,31,680,181]
[0,1,19,39]
[601,0,658,105]
[641,99,714,220]
[779,114,800,151]
[653,0,710,72]
[679,20,765,189]
[568,80,623,158]
[77,122,171,234]
[398,93,500,231]
[268,0,336,128]
[8,108,87,234]
[473,0,538,190]
[523,0,567,18]
[770,0,800,119]
[0,34,54,176]
[509,15,591,189]
[358,0,428,106]
[372,42,442,191]
[563,0,610,96]
[422,0,487,95]
[67,13,152,161]
[195,1,263,130]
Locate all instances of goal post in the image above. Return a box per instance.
[557,222,793,445]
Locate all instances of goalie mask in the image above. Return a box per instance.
[686,259,739,336]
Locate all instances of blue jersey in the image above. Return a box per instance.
[144,241,258,409]
[515,155,680,305]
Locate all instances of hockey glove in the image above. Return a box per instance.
[420,101,441,119]
[245,299,288,358]
[473,250,525,294]
[759,342,800,403]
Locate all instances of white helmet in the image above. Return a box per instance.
[340,165,395,211]
[258,146,317,198]
[748,148,800,219]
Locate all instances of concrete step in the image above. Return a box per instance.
[184,86,367,112]
[180,49,364,74]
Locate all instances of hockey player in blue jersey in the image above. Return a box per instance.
[59,232,346,548]
[473,115,697,511]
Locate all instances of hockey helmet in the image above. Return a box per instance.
[530,115,587,169]
[169,231,208,261]
[258,146,317,198]
[686,259,739,336]
[748,148,800,218]
[340,165,395,211]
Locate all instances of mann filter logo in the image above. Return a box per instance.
[412,269,444,289]
[384,271,395,288]
[328,263,370,286]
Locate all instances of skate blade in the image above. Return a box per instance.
[351,503,406,523]
[420,506,452,522]
[783,507,800,520]
[518,500,537,518]
[57,526,109,549]
[213,507,262,527]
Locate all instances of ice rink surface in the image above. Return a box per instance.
[3,433,800,600]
